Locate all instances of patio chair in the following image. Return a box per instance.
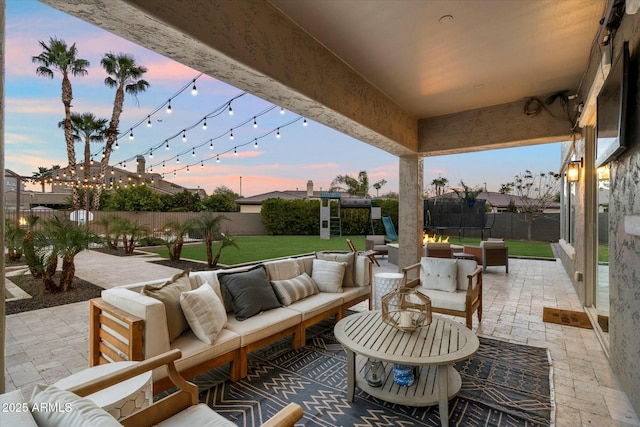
[463,239,509,273]
[424,242,453,258]
[348,238,380,266]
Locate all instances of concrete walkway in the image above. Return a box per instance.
[4,250,639,426]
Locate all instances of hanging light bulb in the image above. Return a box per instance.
[303,118,308,127]
[202,118,207,130]
[254,138,259,148]
[129,129,134,140]
[192,148,195,157]
[150,166,153,172]
[166,100,172,114]
[110,169,115,175]
[230,129,234,140]
[216,155,220,163]
[200,161,204,168]
[123,161,126,168]
[176,155,180,164]
[115,141,120,149]
[173,170,177,177]
[187,165,190,173]
[280,106,285,115]
[165,140,170,150]
[147,116,152,127]
[276,128,281,139]
[209,140,214,150]
[162,161,166,169]
[228,103,233,116]
[253,117,257,128]
[136,158,139,166]
[234,147,238,156]
[90,156,94,165]
[182,130,186,142]
[191,80,197,96]
[149,150,153,159]
[102,150,106,158]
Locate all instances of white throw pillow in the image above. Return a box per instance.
[263,258,300,281]
[30,383,122,427]
[420,257,458,292]
[180,283,227,344]
[311,259,346,293]
[316,252,356,286]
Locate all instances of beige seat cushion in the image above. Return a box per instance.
[418,287,467,312]
[225,308,301,347]
[156,403,236,427]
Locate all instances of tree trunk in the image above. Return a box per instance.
[93,85,125,209]
[61,74,79,209]
[206,235,213,267]
[42,252,60,293]
[23,231,44,279]
[60,254,76,292]
[212,247,222,268]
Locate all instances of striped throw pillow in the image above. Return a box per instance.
[271,273,319,306]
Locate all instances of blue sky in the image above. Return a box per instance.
[4,0,561,197]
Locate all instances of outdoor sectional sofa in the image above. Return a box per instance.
[89,252,371,393]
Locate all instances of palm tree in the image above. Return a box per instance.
[32,37,90,209]
[31,166,59,193]
[94,53,150,209]
[372,179,387,197]
[22,216,44,279]
[114,219,149,255]
[193,212,229,267]
[211,233,239,268]
[431,177,449,196]
[61,113,108,210]
[329,171,371,197]
[162,219,195,262]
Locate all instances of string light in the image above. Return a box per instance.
[200,161,204,168]
[303,118,308,126]
[253,117,257,128]
[209,140,214,150]
[192,148,196,157]
[147,116,152,127]
[187,165,190,173]
[182,130,186,142]
[102,150,105,158]
[90,157,94,165]
[234,147,238,156]
[216,155,220,163]
[202,118,207,130]
[166,100,172,114]
[176,155,180,164]
[280,106,285,115]
[129,129,134,140]
[149,150,153,158]
[115,141,119,149]
[254,138,258,148]
[276,128,281,138]
[165,140,170,150]
[162,161,165,169]
[228,103,233,116]
[191,80,197,96]
[229,129,234,140]
[123,161,126,168]
[173,170,177,177]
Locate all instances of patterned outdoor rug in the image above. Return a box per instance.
[192,321,554,427]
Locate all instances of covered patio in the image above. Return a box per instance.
[4,250,638,425]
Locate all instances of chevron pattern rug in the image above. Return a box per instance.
[192,321,554,427]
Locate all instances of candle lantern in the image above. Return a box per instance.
[381,288,432,332]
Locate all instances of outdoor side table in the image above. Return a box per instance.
[453,252,476,261]
[53,361,152,420]
[373,272,404,310]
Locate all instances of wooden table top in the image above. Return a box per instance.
[334,310,479,366]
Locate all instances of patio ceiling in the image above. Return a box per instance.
[40,0,607,156]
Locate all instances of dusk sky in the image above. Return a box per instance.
[5,0,562,197]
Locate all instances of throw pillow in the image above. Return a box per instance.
[271,272,319,306]
[311,259,346,293]
[263,258,300,281]
[30,383,122,427]
[143,270,191,342]
[316,252,356,286]
[420,257,458,292]
[218,265,281,321]
[180,283,228,344]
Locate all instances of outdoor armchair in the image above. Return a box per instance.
[365,235,389,255]
[463,239,509,273]
[424,242,453,258]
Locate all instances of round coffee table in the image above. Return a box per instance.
[334,310,479,427]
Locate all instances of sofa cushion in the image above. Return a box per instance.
[156,403,236,427]
[143,270,191,342]
[30,384,122,427]
[0,390,38,427]
[180,284,228,344]
[420,257,457,292]
[192,272,224,303]
[219,265,281,321]
[263,258,300,281]
[316,252,356,286]
[418,287,467,312]
[225,308,301,347]
[456,259,479,291]
[271,272,319,306]
[311,259,346,293]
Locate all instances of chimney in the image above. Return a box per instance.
[306,180,314,197]
[136,155,145,177]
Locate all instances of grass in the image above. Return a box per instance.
[146,235,557,265]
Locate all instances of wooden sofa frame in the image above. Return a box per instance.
[401,262,483,329]
[89,290,370,392]
[70,349,303,427]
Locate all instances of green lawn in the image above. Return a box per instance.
[147,235,556,265]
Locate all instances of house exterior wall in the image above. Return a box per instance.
[569,7,640,415]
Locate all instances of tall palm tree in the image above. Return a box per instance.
[94,53,150,209]
[31,166,58,192]
[329,171,371,197]
[431,177,449,196]
[32,37,90,208]
[61,113,108,210]
[193,212,229,267]
[163,219,195,262]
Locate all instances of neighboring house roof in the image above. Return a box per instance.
[237,190,350,205]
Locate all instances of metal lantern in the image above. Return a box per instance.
[381,288,432,332]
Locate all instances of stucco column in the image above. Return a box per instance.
[398,155,423,269]
[1,0,6,394]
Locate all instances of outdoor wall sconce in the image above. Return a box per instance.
[597,165,610,181]
[567,159,583,183]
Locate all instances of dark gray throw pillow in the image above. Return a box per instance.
[218,265,281,321]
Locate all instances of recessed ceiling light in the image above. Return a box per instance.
[439,14,454,24]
